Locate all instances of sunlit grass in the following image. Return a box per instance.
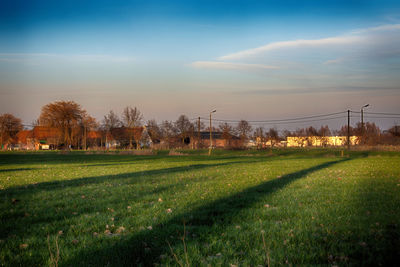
[0,149,399,266]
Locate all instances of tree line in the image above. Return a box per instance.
[1,100,400,150]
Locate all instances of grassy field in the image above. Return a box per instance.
[1,149,399,266]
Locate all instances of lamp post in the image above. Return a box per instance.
[361,104,370,144]
[209,110,216,156]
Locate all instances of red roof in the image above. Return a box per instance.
[32,126,60,139]
[126,127,144,139]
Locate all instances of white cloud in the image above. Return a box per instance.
[191,61,279,70]
[352,23,400,34]
[218,24,400,61]
[218,36,362,61]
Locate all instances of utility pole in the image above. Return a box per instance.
[197,117,201,149]
[361,104,370,144]
[209,110,216,155]
[347,110,350,150]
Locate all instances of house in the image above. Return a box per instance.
[16,130,35,150]
[105,126,150,149]
[286,136,360,147]
[255,137,283,148]
[14,126,152,150]
[139,126,153,148]
[192,131,242,149]
[87,131,102,148]
[15,126,60,150]
[31,126,61,149]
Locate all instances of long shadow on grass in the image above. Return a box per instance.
[345,172,400,265]
[0,153,163,165]
[0,152,261,166]
[61,158,350,266]
[0,160,262,242]
[286,158,399,266]
[0,149,359,166]
[0,173,214,240]
[2,160,259,194]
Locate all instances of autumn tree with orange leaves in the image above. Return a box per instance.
[0,113,23,149]
[39,101,86,148]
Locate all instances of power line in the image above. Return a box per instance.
[350,111,400,116]
[241,115,346,125]
[20,109,400,130]
[365,112,400,116]
[363,116,400,119]
[199,111,347,123]
[351,115,400,119]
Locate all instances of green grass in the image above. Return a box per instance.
[1,149,399,266]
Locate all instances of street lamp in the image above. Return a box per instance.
[361,104,370,143]
[209,110,216,155]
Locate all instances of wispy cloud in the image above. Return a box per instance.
[352,23,400,34]
[191,61,279,70]
[218,24,400,61]
[218,36,362,61]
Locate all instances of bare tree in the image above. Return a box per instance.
[175,115,192,145]
[382,125,400,145]
[295,128,306,137]
[318,125,331,136]
[103,110,121,129]
[306,126,318,136]
[122,106,143,149]
[282,130,292,139]
[267,128,279,147]
[146,119,162,142]
[122,107,143,128]
[0,113,23,149]
[253,127,265,149]
[160,120,176,148]
[388,125,400,137]
[194,120,205,133]
[102,110,121,149]
[364,122,381,145]
[236,120,252,141]
[338,125,354,136]
[39,101,85,149]
[305,126,318,146]
[205,126,218,132]
[353,122,381,145]
[194,119,205,148]
[318,125,331,147]
[80,113,98,150]
[294,128,307,147]
[219,122,234,148]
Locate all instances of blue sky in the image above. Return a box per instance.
[1,0,400,130]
